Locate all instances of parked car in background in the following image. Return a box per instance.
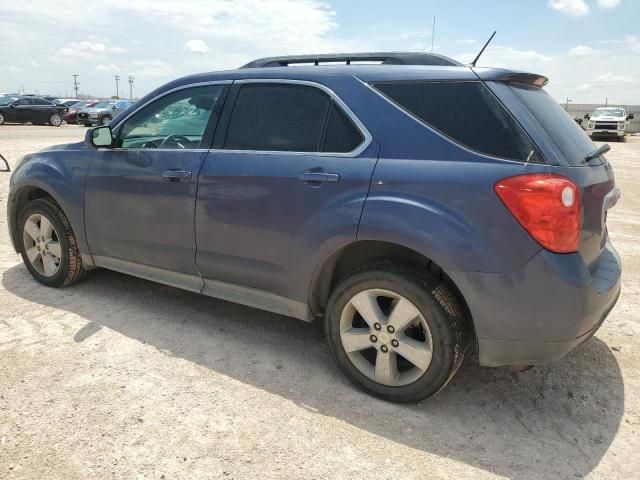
[7,52,621,402]
[56,99,82,107]
[585,107,635,142]
[64,100,100,124]
[77,100,135,126]
[0,96,68,126]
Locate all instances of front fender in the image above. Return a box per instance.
[8,147,93,261]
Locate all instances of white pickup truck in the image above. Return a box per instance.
[585,107,635,142]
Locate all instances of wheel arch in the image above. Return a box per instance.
[308,240,475,348]
[9,184,62,252]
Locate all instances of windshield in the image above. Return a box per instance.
[94,101,114,109]
[508,83,595,166]
[0,96,16,106]
[69,101,87,109]
[592,108,625,118]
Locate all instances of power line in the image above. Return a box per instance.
[114,75,120,98]
[128,75,134,99]
[72,74,79,98]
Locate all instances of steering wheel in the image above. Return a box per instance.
[159,134,192,149]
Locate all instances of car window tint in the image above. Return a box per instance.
[321,102,364,153]
[373,81,542,162]
[15,98,31,106]
[224,84,330,152]
[119,85,223,149]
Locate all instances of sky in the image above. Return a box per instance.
[1,0,639,104]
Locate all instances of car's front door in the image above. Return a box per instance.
[84,83,228,291]
[195,81,378,309]
[10,98,31,122]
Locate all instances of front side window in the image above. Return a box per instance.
[14,98,31,106]
[224,83,365,154]
[118,85,224,149]
[373,81,542,163]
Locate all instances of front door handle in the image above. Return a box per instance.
[162,169,192,181]
[298,171,340,184]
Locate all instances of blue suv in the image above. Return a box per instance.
[7,53,621,402]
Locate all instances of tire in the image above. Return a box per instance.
[0,112,4,125]
[324,263,466,402]
[100,116,111,126]
[18,198,85,287]
[49,113,62,127]
[620,135,626,143]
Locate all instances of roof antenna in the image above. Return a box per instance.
[470,30,496,67]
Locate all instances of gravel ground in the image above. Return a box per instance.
[0,124,639,480]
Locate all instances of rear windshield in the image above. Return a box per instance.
[372,81,543,163]
[507,83,594,166]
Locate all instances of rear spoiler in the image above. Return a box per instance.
[472,68,548,87]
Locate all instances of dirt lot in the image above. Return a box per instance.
[0,124,639,480]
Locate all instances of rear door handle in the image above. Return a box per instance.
[162,169,192,181]
[298,171,340,183]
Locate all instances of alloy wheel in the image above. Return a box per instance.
[22,213,62,277]
[50,114,61,126]
[339,288,433,387]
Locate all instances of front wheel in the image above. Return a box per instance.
[18,198,85,287]
[0,112,4,125]
[325,263,466,402]
[49,113,62,127]
[100,116,111,126]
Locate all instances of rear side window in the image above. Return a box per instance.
[373,81,543,162]
[321,103,364,153]
[225,84,329,152]
[224,83,365,154]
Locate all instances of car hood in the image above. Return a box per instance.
[591,116,625,121]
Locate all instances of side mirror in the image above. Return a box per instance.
[628,114,635,120]
[584,113,590,119]
[10,103,17,108]
[87,126,113,148]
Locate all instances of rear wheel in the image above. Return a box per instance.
[100,116,111,126]
[18,198,85,287]
[0,112,4,125]
[49,113,62,127]
[325,263,466,402]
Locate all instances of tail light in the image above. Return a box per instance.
[494,173,581,253]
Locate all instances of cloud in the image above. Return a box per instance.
[547,0,590,16]
[595,72,634,83]
[575,83,592,92]
[96,64,120,72]
[568,45,600,56]
[0,65,22,72]
[53,40,127,62]
[456,45,553,68]
[626,35,640,51]
[131,59,174,77]
[597,0,621,8]
[457,38,477,45]
[184,39,210,54]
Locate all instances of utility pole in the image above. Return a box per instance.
[72,75,79,98]
[114,75,120,98]
[128,75,134,99]
[431,16,436,53]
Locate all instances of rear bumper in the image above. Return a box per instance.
[448,241,621,367]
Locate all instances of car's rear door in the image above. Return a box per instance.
[195,80,378,308]
[84,83,229,291]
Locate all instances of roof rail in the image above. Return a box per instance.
[240,52,462,69]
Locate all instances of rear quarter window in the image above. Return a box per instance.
[372,81,543,163]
